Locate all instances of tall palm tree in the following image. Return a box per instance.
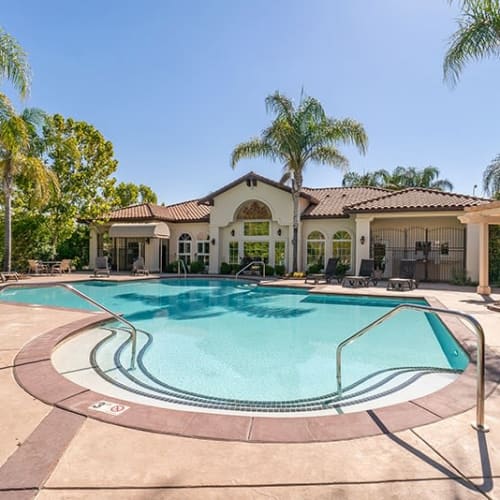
[231,91,368,272]
[444,0,500,86]
[483,154,500,196]
[383,166,454,191]
[0,27,31,117]
[342,169,389,188]
[1,108,57,271]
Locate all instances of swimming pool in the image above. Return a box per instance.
[1,279,469,413]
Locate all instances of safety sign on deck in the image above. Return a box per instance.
[89,400,129,416]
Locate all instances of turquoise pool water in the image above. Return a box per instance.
[0,279,469,401]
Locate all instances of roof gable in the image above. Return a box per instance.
[197,171,317,205]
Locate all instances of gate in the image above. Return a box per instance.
[370,226,466,282]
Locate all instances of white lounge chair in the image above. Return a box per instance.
[132,257,149,275]
[94,256,110,277]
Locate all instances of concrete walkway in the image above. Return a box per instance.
[0,275,499,499]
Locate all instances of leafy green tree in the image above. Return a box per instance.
[42,114,118,255]
[113,181,158,208]
[444,0,500,86]
[483,154,500,196]
[0,108,57,271]
[231,91,367,271]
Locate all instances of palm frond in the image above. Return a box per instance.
[483,153,500,196]
[323,118,368,155]
[265,91,295,122]
[0,92,15,122]
[230,138,276,168]
[444,0,500,86]
[310,146,349,169]
[0,28,31,98]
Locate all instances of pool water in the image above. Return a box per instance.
[0,279,468,402]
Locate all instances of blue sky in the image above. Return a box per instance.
[2,0,500,204]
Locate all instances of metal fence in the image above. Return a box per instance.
[370,226,466,282]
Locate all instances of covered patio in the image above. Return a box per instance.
[460,200,500,295]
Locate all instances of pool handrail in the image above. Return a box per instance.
[235,260,266,280]
[177,260,187,278]
[336,303,488,432]
[0,282,137,370]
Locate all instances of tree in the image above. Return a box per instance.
[0,108,57,271]
[444,0,500,86]
[483,154,500,196]
[0,27,31,98]
[42,114,118,255]
[342,169,389,188]
[343,166,453,191]
[231,91,367,272]
[113,181,158,208]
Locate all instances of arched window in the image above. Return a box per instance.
[307,231,325,268]
[332,230,352,266]
[178,233,192,265]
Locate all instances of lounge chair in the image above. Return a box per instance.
[1,272,19,282]
[94,256,110,277]
[304,258,339,284]
[51,259,72,274]
[132,257,149,275]
[342,259,377,287]
[387,259,418,291]
[27,259,48,274]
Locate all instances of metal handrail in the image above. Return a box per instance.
[0,282,137,370]
[336,303,488,432]
[235,260,266,280]
[177,259,187,278]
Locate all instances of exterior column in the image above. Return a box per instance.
[208,225,219,274]
[354,216,373,273]
[89,227,98,269]
[477,222,491,295]
[465,223,480,283]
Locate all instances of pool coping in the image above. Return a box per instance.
[12,293,500,443]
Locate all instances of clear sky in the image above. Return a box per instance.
[2,0,499,204]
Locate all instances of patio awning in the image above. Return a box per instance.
[109,222,170,239]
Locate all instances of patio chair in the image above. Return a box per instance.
[132,257,149,275]
[1,272,19,282]
[387,259,418,291]
[51,259,72,274]
[342,259,377,287]
[94,256,110,277]
[304,258,339,284]
[27,259,48,274]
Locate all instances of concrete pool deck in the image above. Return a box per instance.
[1,273,500,498]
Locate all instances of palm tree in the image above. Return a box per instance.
[1,108,57,271]
[231,91,368,272]
[483,154,500,196]
[383,166,454,191]
[444,0,500,86]
[0,27,31,116]
[342,169,389,188]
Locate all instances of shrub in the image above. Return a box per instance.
[307,263,322,274]
[274,264,285,276]
[220,262,232,274]
[264,264,275,276]
[189,260,205,273]
[335,263,350,277]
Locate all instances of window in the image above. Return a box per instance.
[244,241,269,263]
[332,230,352,266]
[178,233,192,265]
[197,240,210,266]
[307,231,325,268]
[229,241,239,264]
[243,221,270,236]
[274,241,286,266]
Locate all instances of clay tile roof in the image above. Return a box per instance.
[301,187,391,218]
[104,201,210,223]
[345,188,490,213]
